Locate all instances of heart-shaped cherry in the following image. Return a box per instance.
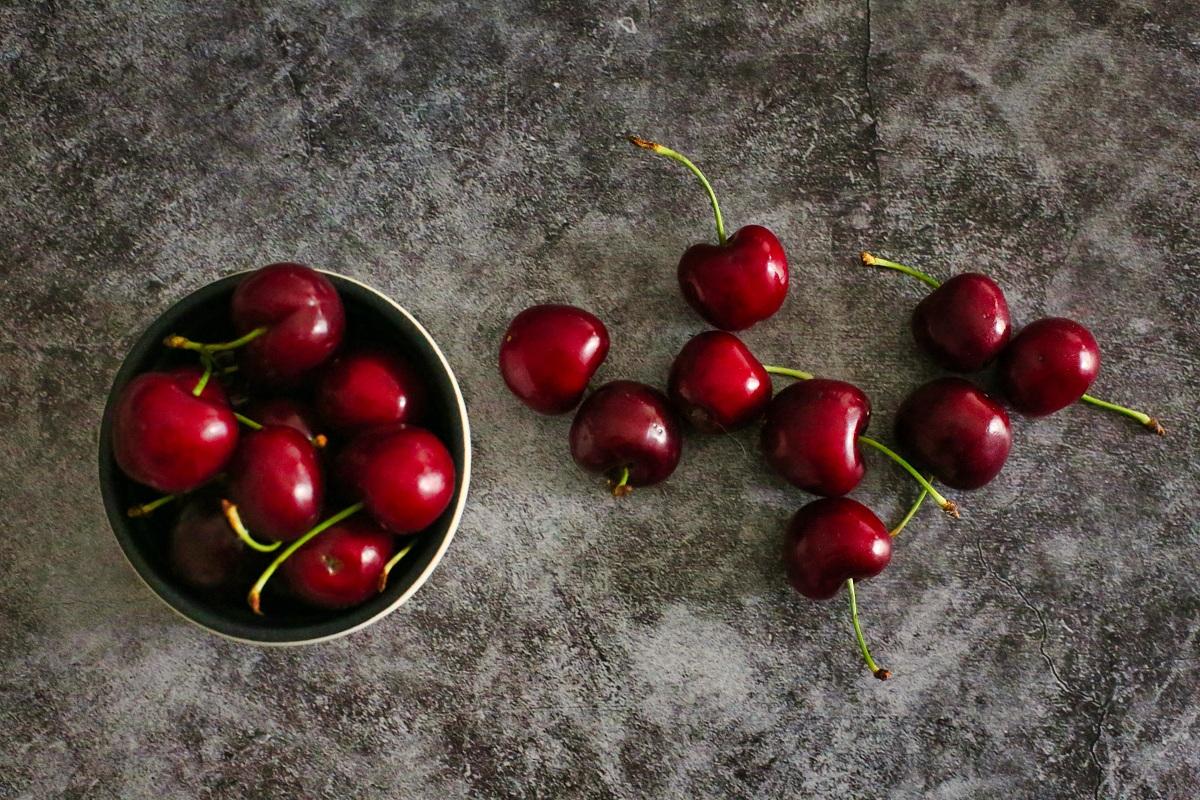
[341,426,456,534]
[281,517,394,609]
[168,498,251,594]
[569,380,682,495]
[895,377,1012,490]
[668,331,772,432]
[997,317,1099,417]
[500,304,610,414]
[762,379,870,497]
[317,349,427,431]
[227,426,324,541]
[630,137,788,330]
[111,366,238,493]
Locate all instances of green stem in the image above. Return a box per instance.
[889,486,929,537]
[847,578,890,680]
[861,252,942,289]
[165,326,268,353]
[191,358,214,397]
[127,494,177,518]
[378,540,417,592]
[247,502,365,614]
[610,466,632,497]
[857,436,959,518]
[233,413,263,431]
[763,365,815,381]
[221,500,282,553]
[629,136,727,244]
[1079,393,1165,435]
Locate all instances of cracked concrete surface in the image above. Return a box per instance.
[1,1,1198,798]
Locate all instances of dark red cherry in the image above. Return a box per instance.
[111,367,238,493]
[678,224,789,331]
[668,331,772,432]
[316,349,426,431]
[912,273,1011,371]
[227,426,324,541]
[243,397,320,440]
[281,517,394,609]
[762,379,871,497]
[783,498,892,600]
[998,317,1100,417]
[232,263,346,386]
[895,377,1012,490]
[342,426,456,534]
[569,380,683,493]
[168,499,249,594]
[499,304,610,414]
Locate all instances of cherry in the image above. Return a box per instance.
[111,366,238,493]
[499,304,610,414]
[762,379,870,497]
[168,499,249,594]
[227,426,324,541]
[281,517,394,609]
[243,397,321,441]
[895,377,1012,490]
[997,317,1099,417]
[630,137,788,330]
[340,426,456,534]
[316,349,427,431]
[667,331,772,432]
[569,380,683,495]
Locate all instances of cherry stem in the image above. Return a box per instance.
[127,494,176,518]
[1079,393,1165,435]
[629,136,727,245]
[763,365,815,381]
[889,486,929,537]
[165,326,268,353]
[378,540,417,593]
[220,499,282,553]
[861,252,942,290]
[233,413,263,431]
[247,502,365,615]
[847,578,890,680]
[857,436,959,518]
[610,466,633,498]
[192,357,214,397]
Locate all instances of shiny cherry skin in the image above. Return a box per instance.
[111,367,238,493]
[895,377,1012,490]
[912,273,1011,371]
[668,331,772,432]
[678,224,788,331]
[227,426,324,541]
[499,304,610,414]
[232,263,346,386]
[316,349,426,431]
[761,379,871,497]
[341,426,456,534]
[282,517,394,609]
[243,397,320,440]
[569,381,683,488]
[998,317,1100,417]
[168,499,250,594]
[784,497,892,600]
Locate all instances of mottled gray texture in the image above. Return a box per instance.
[1,1,1198,797]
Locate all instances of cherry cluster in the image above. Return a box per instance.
[498,138,1162,680]
[110,264,456,615]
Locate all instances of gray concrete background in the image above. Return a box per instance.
[2,1,1198,797]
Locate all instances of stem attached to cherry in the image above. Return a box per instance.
[610,466,632,498]
[247,502,365,615]
[165,326,268,353]
[861,251,941,289]
[377,540,417,593]
[1080,394,1165,435]
[847,578,890,681]
[628,136,727,245]
[220,499,282,553]
[889,486,929,537]
[127,494,176,518]
[763,365,815,381]
[192,357,214,397]
[233,412,263,431]
[858,436,959,518]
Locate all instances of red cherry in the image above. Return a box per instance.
[227,426,324,541]
[342,426,456,534]
[998,317,1100,417]
[569,380,682,494]
[912,273,1011,371]
[762,379,870,497]
[667,331,772,432]
[168,499,249,594]
[281,517,394,609]
[895,377,1012,490]
[499,304,610,414]
[111,367,238,493]
[316,349,427,431]
[784,497,892,601]
[243,397,321,440]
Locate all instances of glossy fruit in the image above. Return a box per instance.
[678,224,789,331]
[232,263,346,386]
[228,426,324,541]
[342,426,456,534]
[895,377,1012,490]
[762,379,871,497]
[998,317,1100,417]
[281,517,394,609]
[111,367,238,493]
[499,304,610,414]
[243,397,320,440]
[667,331,771,432]
[168,499,248,593]
[569,380,683,490]
[912,273,1011,371]
[784,498,892,600]
[317,349,426,431]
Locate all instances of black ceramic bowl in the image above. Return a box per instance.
[98,271,470,644]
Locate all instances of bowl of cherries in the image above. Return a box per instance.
[98,264,470,644]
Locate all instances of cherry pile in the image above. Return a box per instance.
[499,138,1164,681]
[111,263,456,616]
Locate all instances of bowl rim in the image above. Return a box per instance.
[98,269,472,646]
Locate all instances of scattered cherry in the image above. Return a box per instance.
[895,377,1012,490]
[281,517,394,609]
[227,426,324,541]
[316,349,426,432]
[667,331,772,432]
[762,379,870,497]
[569,380,683,495]
[499,304,610,414]
[998,317,1099,417]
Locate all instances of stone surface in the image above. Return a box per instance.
[2,1,1198,797]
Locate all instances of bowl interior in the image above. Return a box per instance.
[98,272,468,644]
